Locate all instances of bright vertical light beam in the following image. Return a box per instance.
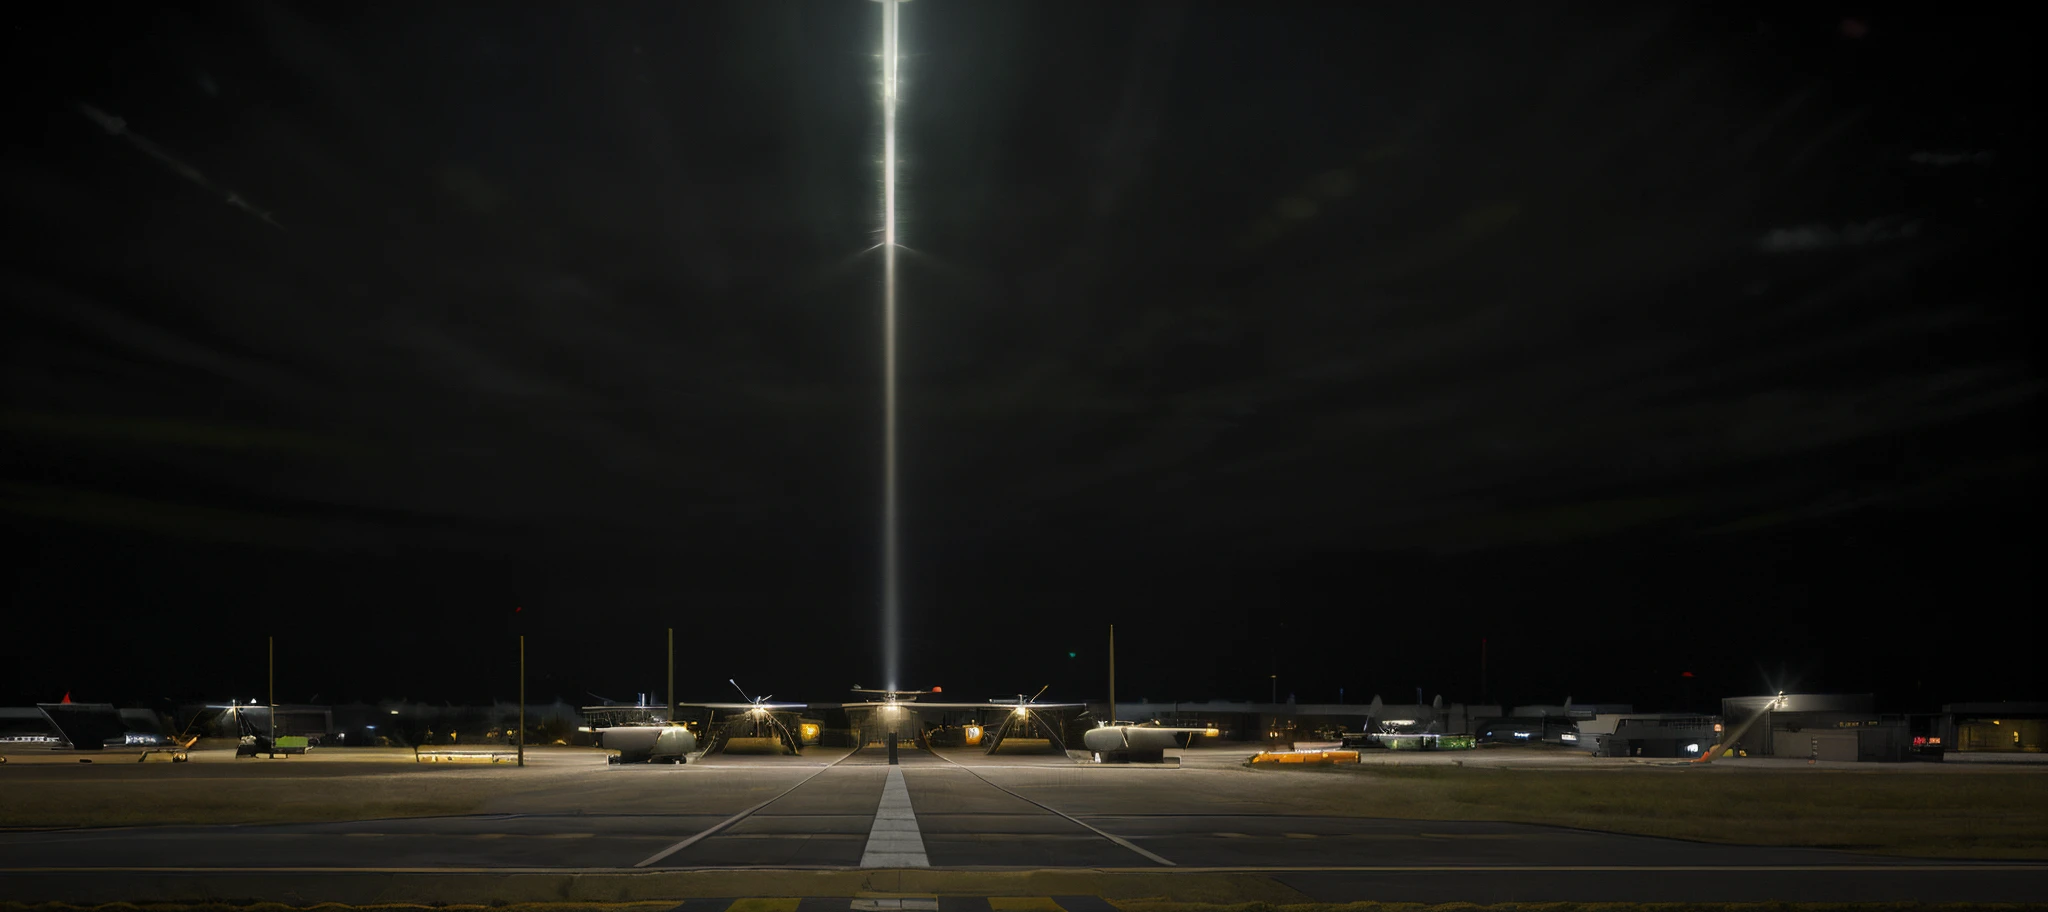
[877,0,903,694]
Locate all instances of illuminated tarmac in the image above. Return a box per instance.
[1,745,2044,904]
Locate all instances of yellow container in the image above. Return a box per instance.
[1250,750,1359,765]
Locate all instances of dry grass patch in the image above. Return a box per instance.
[1257,765,2048,859]
[0,775,490,827]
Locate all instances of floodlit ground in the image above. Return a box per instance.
[6,744,2048,905]
[1226,746,2048,859]
[4,744,2045,862]
[0,747,580,828]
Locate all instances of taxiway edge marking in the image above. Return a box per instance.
[633,751,863,868]
[926,751,1174,867]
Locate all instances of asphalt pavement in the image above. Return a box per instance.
[2,744,2044,905]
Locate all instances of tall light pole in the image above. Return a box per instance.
[267,636,275,741]
[667,627,674,727]
[517,634,526,768]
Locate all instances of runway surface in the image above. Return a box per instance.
[2,744,2044,904]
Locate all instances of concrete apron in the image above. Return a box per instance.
[0,869,1311,906]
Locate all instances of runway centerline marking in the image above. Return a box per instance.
[859,766,929,868]
[634,752,861,868]
[927,752,1174,867]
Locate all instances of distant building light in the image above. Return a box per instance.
[1686,743,1701,754]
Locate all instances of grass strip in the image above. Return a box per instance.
[1251,765,2048,859]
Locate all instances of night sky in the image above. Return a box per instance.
[4,3,2037,714]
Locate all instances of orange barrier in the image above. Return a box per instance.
[1249,749,1360,765]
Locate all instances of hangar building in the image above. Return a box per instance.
[1938,702,2046,754]
[1722,693,1915,761]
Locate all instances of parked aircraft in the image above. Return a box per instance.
[844,684,1087,752]
[677,680,809,755]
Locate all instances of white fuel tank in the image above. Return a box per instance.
[601,725,697,763]
[1081,725,1187,753]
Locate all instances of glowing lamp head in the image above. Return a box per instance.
[1014,707,1029,717]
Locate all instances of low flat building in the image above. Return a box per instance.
[1574,713,1723,758]
[1106,700,1491,743]
[1480,703,1634,746]
[1,704,171,749]
[1721,693,1923,762]
[0,707,63,746]
[1939,702,2047,754]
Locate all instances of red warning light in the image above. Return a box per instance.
[61,691,73,704]
[932,686,942,693]
[1682,671,1695,678]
